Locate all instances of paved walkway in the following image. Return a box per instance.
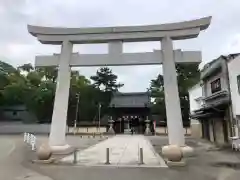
[62,135,167,167]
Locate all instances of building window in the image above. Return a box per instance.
[237,75,240,94]
[211,78,221,94]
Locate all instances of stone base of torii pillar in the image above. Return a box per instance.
[162,145,194,166]
[181,146,194,157]
[48,128,72,154]
[50,144,71,153]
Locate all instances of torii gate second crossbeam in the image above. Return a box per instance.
[35,49,201,67]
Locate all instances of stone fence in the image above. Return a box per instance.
[155,127,191,136]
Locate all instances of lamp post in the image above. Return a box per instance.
[74,93,80,135]
[120,118,122,133]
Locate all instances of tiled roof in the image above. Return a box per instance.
[202,53,240,72]
[109,92,150,108]
[201,53,240,80]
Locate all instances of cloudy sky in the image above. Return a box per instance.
[0,0,240,92]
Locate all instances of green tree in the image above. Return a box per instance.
[36,67,58,83]
[26,71,42,87]
[149,64,200,126]
[0,61,26,105]
[17,63,34,73]
[1,61,122,125]
[90,67,124,92]
[0,62,56,122]
[0,61,18,74]
[27,80,56,122]
[0,61,19,89]
[148,74,166,121]
[25,66,57,123]
[68,70,101,124]
[90,67,124,120]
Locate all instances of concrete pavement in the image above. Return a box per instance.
[27,136,240,180]
[1,135,240,180]
[0,136,52,180]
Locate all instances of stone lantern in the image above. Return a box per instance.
[144,117,152,136]
[107,116,115,135]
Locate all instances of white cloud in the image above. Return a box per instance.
[222,33,240,55]
[0,0,240,92]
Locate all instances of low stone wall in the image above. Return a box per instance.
[0,122,191,136]
[0,123,107,135]
[155,127,191,136]
[68,127,107,134]
[0,123,51,134]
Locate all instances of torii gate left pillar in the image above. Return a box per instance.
[48,41,73,150]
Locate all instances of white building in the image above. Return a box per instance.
[189,83,203,112]
[228,55,240,122]
[189,53,240,145]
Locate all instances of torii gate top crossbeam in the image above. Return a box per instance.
[28,17,211,44]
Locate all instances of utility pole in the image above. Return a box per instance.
[74,93,80,135]
[98,103,101,132]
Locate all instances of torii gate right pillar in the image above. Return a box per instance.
[162,36,185,146]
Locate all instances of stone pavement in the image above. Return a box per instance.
[61,135,167,167]
[26,136,240,180]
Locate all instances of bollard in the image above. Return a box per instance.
[30,134,32,146]
[27,133,30,143]
[105,148,110,164]
[31,135,35,150]
[73,149,78,164]
[139,148,144,165]
[33,136,36,150]
[30,134,33,144]
[24,132,27,142]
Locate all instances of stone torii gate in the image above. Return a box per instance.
[28,16,211,153]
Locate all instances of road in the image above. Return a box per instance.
[0,135,52,180]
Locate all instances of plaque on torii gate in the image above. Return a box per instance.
[28,16,211,153]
